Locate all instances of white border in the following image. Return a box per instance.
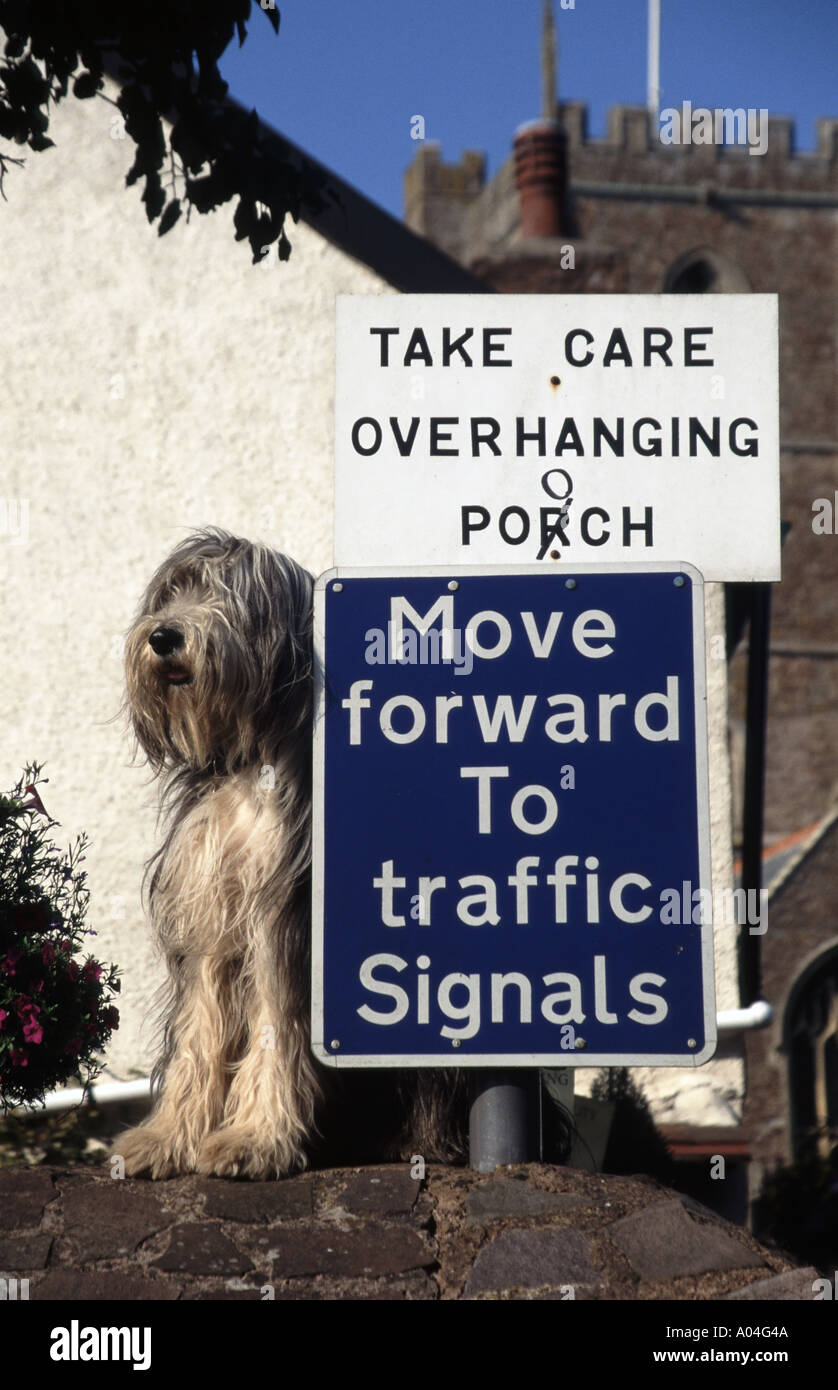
[312,562,715,1068]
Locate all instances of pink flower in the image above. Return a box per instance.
[63,1037,83,1057]
[1,949,22,977]
[9,1047,28,1067]
[13,998,43,1044]
[65,961,79,983]
[0,1009,6,1031]
[82,961,102,983]
[22,784,50,818]
[22,1016,43,1044]
[42,942,57,966]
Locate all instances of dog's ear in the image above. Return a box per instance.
[265,551,314,730]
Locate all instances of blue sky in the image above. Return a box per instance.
[220,0,838,220]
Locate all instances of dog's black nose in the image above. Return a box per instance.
[149,627,184,657]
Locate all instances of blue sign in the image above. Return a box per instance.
[312,565,715,1066]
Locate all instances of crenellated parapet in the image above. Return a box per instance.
[405,104,838,242]
[557,102,838,193]
[403,100,838,272]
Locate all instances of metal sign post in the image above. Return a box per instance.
[470,1071,538,1171]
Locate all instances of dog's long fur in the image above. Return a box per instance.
[115,528,465,1179]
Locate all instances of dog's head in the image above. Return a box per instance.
[125,528,313,773]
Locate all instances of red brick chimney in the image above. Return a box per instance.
[513,118,568,238]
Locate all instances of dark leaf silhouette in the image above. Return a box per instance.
[72,70,100,99]
[157,197,182,235]
[0,2,312,265]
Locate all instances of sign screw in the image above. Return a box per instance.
[451,1038,462,1048]
[565,578,577,591]
[447,580,459,592]
[330,1039,341,1050]
[673,576,686,588]
[574,1036,586,1050]
[687,1038,697,1048]
[332,582,344,593]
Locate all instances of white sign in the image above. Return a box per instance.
[334,295,780,582]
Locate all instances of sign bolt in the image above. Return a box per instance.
[565,578,578,591]
[451,1038,462,1048]
[673,575,686,588]
[330,1039,341,1050]
[574,1036,586,1050]
[332,582,344,593]
[447,580,459,592]
[687,1038,697,1048]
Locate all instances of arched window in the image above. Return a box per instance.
[664,248,751,294]
[785,948,838,1161]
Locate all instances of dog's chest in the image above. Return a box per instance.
[153,780,284,944]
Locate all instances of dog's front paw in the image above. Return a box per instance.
[195,1129,304,1180]
[112,1124,187,1179]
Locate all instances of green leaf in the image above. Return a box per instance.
[157,198,181,236]
[72,71,101,100]
[262,3,281,35]
[233,196,255,242]
[125,151,141,187]
[186,171,222,214]
[141,172,166,223]
[171,120,208,175]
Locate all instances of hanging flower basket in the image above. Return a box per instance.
[0,765,120,1111]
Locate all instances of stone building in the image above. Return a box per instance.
[404,82,838,1209]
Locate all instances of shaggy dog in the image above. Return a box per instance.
[114,528,464,1179]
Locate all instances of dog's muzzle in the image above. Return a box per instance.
[149,627,191,685]
[149,626,184,657]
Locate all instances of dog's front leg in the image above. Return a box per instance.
[195,939,319,1180]
[113,952,234,1178]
